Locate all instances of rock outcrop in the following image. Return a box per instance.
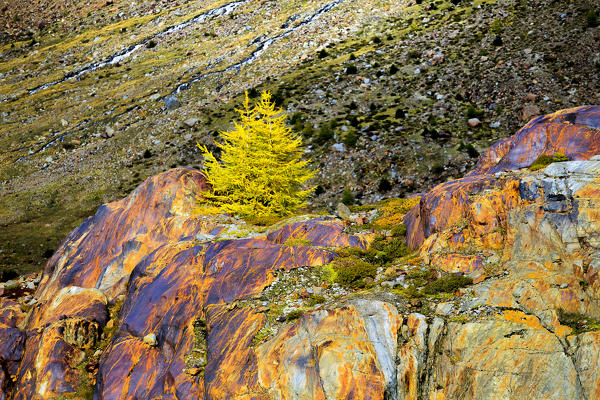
[1,106,600,399]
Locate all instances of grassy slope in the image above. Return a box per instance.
[0,0,599,275]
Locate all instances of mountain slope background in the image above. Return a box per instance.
[0,0,599,276]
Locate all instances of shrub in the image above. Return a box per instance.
[315,123,334,143]
[345,65,358,74]
[343,129,359,147]
[332,257,377,288]
[286,309,304,321]
[586,10,599,28]
[341,189,354,205]
[466,105,484,119]
[306,294,326,307]
[198,91,315,218]
[318,49,329,58]
[529,153,570,171]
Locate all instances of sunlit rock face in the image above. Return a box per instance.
[406,105,600,249]
[3,106,600,399]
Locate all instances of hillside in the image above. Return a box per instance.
[0,0,599,276]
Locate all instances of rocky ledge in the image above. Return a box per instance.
[1,105,600,399]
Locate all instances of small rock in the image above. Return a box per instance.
[187,368,202,376]
[467,118,481,127]
[165,96,181,109]
[93,350,103,358]
[105,319,114,329]
[354,216,367,225]
[332,143,345,152]
[525,93,537,102]
[310,286,323,296]
[105,126,115,137]
[143,333,158,347]
[60,119,68,126]
[184,118,199,128]
[490,121,501,128]
[195,233,215,241]
[149,93,161,101]
[336,202,352,220]
[521,104,541,121]
[45,156,53,163]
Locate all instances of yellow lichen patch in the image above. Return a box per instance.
[373,197,420,228]
[499,310,544,330]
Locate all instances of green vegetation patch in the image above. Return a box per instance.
[529,153,570,171]
[331,257,377,289]
[557,309,600,335]
[422,273,473,295]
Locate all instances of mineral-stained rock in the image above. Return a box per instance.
[426,312,582,400]
[257,300,400,400]
[474,105,600,176]
[406,105,600,249]
[4,105,600,399]
[34,168,213,302]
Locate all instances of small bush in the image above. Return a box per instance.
[306,294,326,307]
[371,235,411,260]
[489,19,503,34]
[492,35,503,46]
[302,123,314,138]
[346,65,358,74]
[586,10,599,28]
[378,178,392,192]
[466,105,484,119]
[341,189,354,206]
[343,129,359,147]
[460,142,480,158]
[349,53,356,61]
[529,153,570,171]
[371,36,382,44]
[423,274,473,295]
[332,257,377,288]
[315,123,333,143]
[286,309,304,321]
[408,49,420,59]
[146,40,157,49]
[318,49,329,58]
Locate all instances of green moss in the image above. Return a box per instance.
[286,309,305,321]
[557,309,600,334]
[422,274,473,295]
[284,237,312,246]
[529,153,570,171]
[306,293,326,307]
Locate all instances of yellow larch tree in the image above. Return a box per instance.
[197,91,315,218]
